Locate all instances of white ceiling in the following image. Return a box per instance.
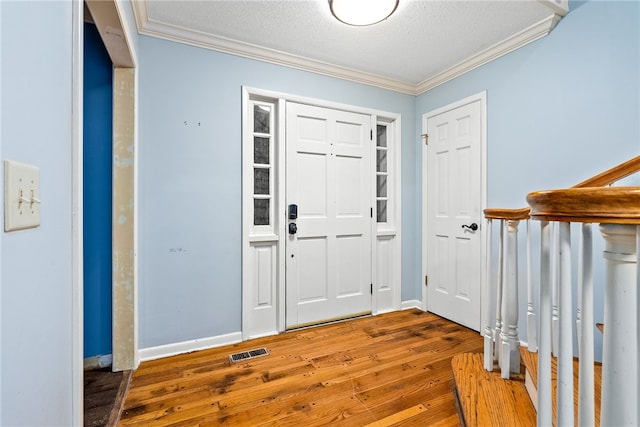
[133,0,568,94]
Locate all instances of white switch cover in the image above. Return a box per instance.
[4,160,41,232]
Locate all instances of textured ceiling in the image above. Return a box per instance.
[137,0,567,92]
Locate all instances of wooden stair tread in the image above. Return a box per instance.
[452,353,536,427]
[519,347,602,426]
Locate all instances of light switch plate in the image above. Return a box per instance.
[4,160,41,232]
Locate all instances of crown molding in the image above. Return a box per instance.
[415,14,562,94]
[538,0,569,17]
[131,1,416,95]
[131,1,565,96]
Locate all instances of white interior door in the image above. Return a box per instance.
[424,98,483,331]
[285,102,372,329]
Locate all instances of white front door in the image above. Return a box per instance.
[423,96,484,331]
[285,102,372,329]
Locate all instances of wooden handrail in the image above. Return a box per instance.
[484,156,640,221]
[484,207,530,220]
[573,155,640,188]
[527,187,640,224]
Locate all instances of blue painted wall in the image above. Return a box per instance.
[137,36,417,349]
[83,23,113,358]
[416,0,639,358]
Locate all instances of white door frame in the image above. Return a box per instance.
[421,91,488,331]
[242,87,402,339]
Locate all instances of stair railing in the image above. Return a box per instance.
[483,156,640,425]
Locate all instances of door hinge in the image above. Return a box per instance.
[371,283,373,295]
[370,207,373,218]
[425,275,428,287]
[370,129,373,141]
[422,134,429,145]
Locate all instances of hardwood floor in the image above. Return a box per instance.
[119,309,482,426]
[85,368,132,426]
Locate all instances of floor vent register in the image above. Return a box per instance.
[229,347,269,363]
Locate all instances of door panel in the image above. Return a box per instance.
[286,102,372,328]
[426,100,482,331]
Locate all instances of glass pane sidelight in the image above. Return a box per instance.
[376,124,389,223]
[254,168,270,195]
[252,102,274,227]
[254,104,270,134]
[253,199,269,226]
[254,137,270,164]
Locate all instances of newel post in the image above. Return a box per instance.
[599,224,638,426]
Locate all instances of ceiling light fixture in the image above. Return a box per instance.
[329,0,399,27]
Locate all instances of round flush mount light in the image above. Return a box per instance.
[329,0,399,27]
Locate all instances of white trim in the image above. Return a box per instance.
[0,1,3,422]
[242,87,402,338]
[132,3,564,96]
[415,15,561,94]
[71,0,84,424]
[370,115,378,315]
[538,0,569,17]
[421,91,488,327]
[113,0,138,67]
[276,98,286,333]
[244,86,403,120]
[248,234,279,243]
[401,300,423,310]
[138,332,243,362]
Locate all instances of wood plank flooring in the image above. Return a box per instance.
[85,368,132,426]
[452,353,536,427]
[119,309,483,426]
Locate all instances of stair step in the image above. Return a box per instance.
[452,353,537,426]
[519,346,602,426]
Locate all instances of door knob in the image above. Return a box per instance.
[462,223,478,231]
[289,223,297,235]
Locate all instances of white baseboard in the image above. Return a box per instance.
[84,354,113,370]
[401,299,423,310]
[138,332,243,362]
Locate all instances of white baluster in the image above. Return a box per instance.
[557,222,573,427]
[484,218,495,371]
[552,223,560,357]
[578,223,594,427]
[538,220,552,427]
[600,224,638,427]
[494,220,504,364]
[527,219,537,352]
[501,219,520,379]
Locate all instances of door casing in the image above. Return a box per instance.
[242,87,402,339]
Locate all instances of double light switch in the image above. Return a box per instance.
[4,160,41,232]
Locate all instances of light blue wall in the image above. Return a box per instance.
[1,1,75,424]
[138,37,417,348]
[416,0,639,357]
[417,1,639,200]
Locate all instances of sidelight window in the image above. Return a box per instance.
[376,124,389,223]
[252,102,274,227]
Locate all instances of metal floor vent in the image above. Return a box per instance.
[229,347,269,363]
